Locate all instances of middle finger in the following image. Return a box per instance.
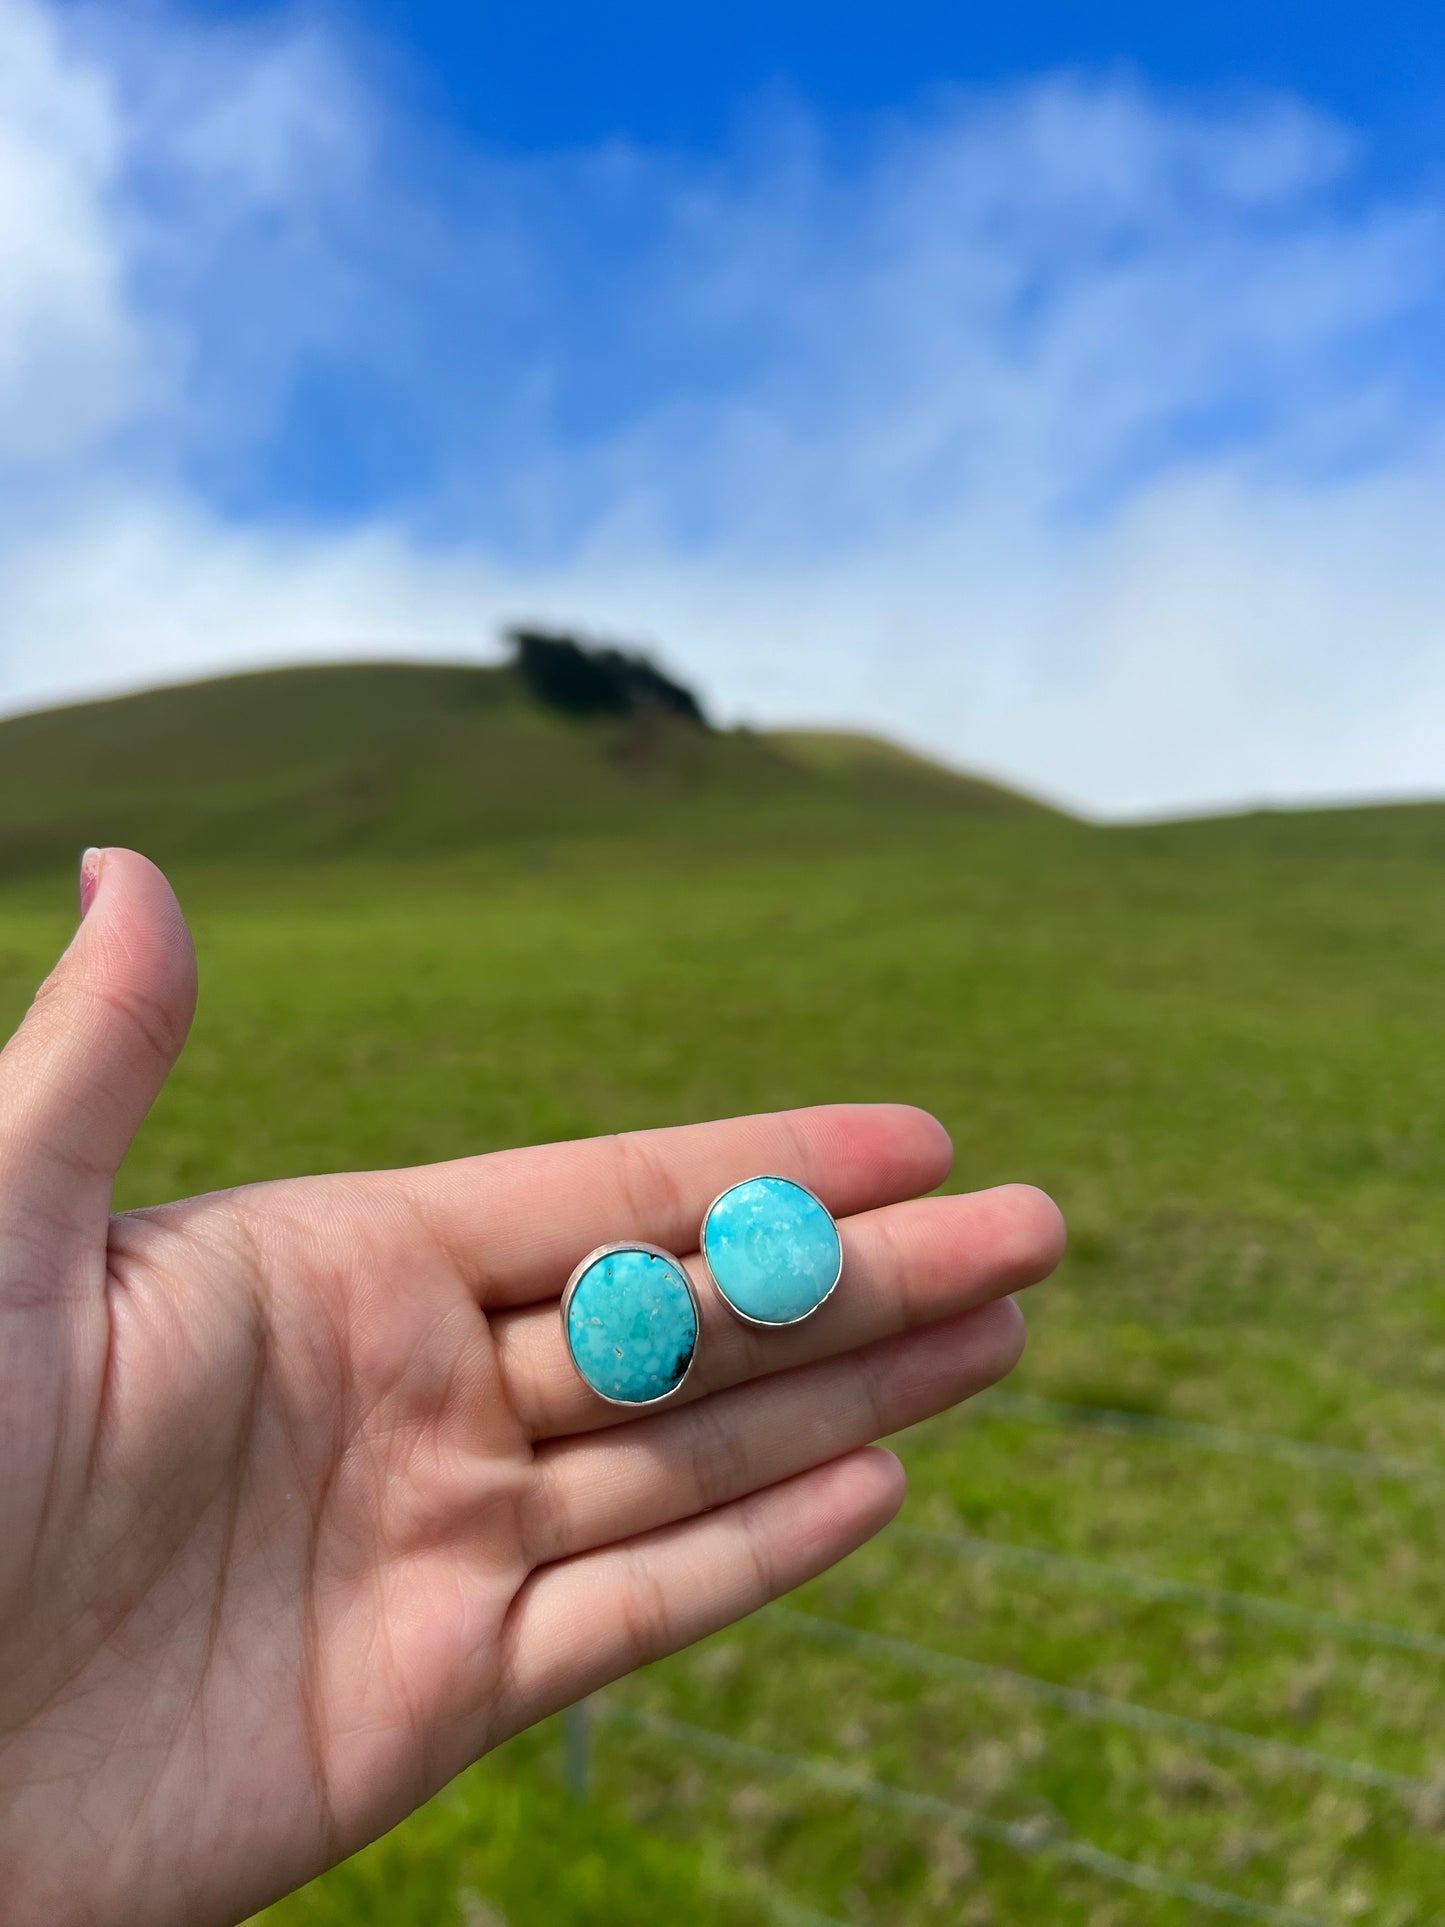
[495,1182,1063,1442]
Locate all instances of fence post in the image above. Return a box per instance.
[563,1696,591,1800]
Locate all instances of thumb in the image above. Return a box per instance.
[0,848,197,1248]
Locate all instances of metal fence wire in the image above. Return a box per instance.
[565,1396,1445,1923]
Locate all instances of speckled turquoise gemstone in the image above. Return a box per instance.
[702,1176,842,1325]
[564,1245,699,1404]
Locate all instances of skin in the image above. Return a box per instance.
[0,848,1065,1927]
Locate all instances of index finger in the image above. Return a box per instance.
[390,1103,953,1308]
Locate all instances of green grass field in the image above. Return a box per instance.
[3,665,1444,1925]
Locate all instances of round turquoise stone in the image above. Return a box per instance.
[702,1176,842,1325]
[564,1246,699,1405]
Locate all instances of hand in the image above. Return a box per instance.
[0,849,1064,1927]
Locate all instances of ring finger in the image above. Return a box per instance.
[521,1298,1025,1569]
[495,1181,1063,1442]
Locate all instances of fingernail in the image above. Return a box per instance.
[79,847,104,920]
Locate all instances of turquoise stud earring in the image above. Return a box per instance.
[562,1242,700,1407]
[700,1175,842,1328]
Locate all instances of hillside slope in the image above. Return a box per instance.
[0,661,1052,876]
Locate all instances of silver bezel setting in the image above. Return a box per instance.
[560,1240,702,1409]
[699,1173,843,1329]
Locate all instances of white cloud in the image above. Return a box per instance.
[0,0,140,459]
[1,0,1443,819]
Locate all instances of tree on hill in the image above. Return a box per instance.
[506,628,708,727]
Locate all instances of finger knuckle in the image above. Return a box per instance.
[618,1551,673,1661]
[689,1398,756,1513]
[608,1133,687,1234]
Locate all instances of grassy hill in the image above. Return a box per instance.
[0,661,1046,877]
[2,667,1444,1925]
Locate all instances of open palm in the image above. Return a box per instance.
[0,850,1064,1927]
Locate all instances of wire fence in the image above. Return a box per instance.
[599,1703,1335,1927]
[891,1522,1445,1661]
[766,1605,1427,1797]
[970,1389,1445,1486]
[568,1397,1445,1920]
[758,1891,853,1927]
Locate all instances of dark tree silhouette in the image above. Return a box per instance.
[507,629,708,727]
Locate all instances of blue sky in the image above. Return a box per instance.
[195,0,1445,178]
[2,0,1443,815]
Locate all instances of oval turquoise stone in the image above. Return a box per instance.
[702,1176,842,1325]
[565,1247,698,1404]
